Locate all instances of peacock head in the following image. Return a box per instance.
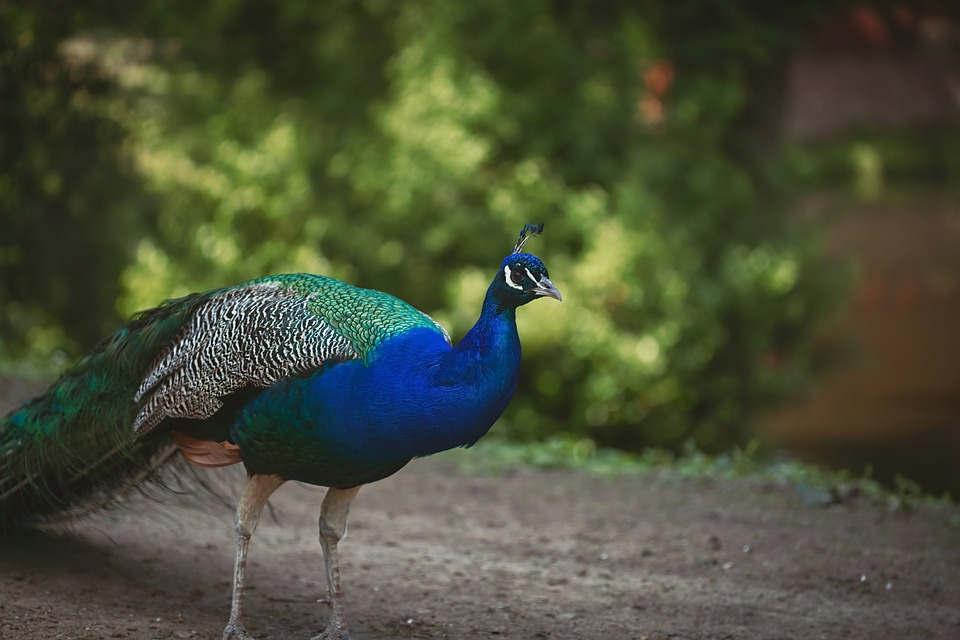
[489,224,562,309]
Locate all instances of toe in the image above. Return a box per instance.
[223,622,256,640]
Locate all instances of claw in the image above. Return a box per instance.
[223,622,257,640]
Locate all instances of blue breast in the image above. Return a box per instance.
[232,313,521,487]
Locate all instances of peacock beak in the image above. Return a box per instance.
[533,277,562,301]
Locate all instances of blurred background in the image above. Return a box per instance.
[2,2,959,496]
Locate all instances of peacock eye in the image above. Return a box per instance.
[511,266,526,285]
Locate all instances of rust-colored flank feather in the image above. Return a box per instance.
[172,431,242,467]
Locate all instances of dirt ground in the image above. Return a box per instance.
[2,381,960,640]
[0,461,958,640]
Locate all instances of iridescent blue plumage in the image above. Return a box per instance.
[234,308,520,487]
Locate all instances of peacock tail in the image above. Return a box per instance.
[0,292,205,528]
[0,274,447,529]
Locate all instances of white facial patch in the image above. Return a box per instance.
[525,268,539,285]
[504,265,524,290]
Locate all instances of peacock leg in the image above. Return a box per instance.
[313,485,361,640]
[222,473,285,640]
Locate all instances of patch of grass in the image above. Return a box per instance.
[442,436,956,512]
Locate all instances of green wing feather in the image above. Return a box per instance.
[256,273,449,359]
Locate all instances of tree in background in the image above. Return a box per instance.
[0,4,153,363]
[1,1,849,452]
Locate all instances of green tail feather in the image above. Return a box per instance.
[0,292,209,529]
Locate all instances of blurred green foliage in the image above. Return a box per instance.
[2,2,850,451]
[779,126,960,196]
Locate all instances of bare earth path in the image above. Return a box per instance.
[1,382,959,639]
[1,461,959,640]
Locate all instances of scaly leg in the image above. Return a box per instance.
[222,473,285,640]
[313,485,361,640]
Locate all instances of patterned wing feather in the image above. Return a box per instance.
[133,274,448,434]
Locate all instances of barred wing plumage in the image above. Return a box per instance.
[133,281,359,433]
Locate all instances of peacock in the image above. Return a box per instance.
[0,223,560,640]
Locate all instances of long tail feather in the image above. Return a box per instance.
[0,293,210,530]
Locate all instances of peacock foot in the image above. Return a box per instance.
[222,621,257,640]
[311,620,351,640]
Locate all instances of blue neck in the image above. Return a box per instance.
[453,288,518,363]
[418,286,520,449]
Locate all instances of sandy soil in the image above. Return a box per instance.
[2,381,959,640]
[0,459,957,640]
